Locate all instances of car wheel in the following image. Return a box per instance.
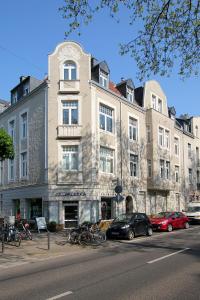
[146,227,153,236]
[127,230,135,240]
[184,222,189,229]
[167,224,173,232]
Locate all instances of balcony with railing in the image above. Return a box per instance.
[57,125,82,138]
[59,80,80,93]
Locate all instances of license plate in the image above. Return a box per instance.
[112,232,119,235]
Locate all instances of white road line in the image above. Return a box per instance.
[46,291,73,300]
[147,248,190,264]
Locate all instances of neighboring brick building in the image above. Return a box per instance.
[0,41,199,228]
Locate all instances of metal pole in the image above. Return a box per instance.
[47,231,50,250]
[2,233,4,253]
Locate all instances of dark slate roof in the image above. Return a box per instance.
[168,106,176,116]
[134,87,144,107]
[92,60,110,74]
[116,78,134,89]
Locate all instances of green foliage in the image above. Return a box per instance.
[59,0,200,80]
[0,128,14,161]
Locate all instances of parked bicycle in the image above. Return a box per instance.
[16,220,32,240]
[67,222,106,246]
[1,224,21,247]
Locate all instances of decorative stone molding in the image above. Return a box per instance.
[58,45,81,62]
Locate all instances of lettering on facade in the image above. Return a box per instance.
[55,192,86,197]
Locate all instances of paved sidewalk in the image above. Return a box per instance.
[0,231,92,269]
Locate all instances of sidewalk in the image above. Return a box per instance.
[0,231,91,269]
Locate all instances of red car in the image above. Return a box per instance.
[150,212,189,232]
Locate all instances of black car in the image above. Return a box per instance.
[106,213,153,240]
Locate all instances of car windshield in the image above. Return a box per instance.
[154,212,172,218]
[113,214,134,223]
[187,206,200,212]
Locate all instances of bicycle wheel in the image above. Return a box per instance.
[95,231,107,244]
[15,232,21,247]
[79,231,93,246]
[68,231,79,244]
[26,229,32,240]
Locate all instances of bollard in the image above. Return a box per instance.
[47,230,50,250]
[2,233,4,253]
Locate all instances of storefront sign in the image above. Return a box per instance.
[36,217,47,232]
[55,192,86,197]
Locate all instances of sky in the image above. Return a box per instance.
[0,0,199,117]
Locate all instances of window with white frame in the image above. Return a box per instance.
[62,145,79,171]
[99,70,108,88]
[21,152,27,178]
[129,117,138,141]
[158,99,162,113]
[188,143,192,158]
[158,127,164,147]
[146,125,151,143]
[130,154,138,177]
[174,137,179,156]
[62,101,78,125]
[160,160,165,179]
[188,168,192,184]
[100,146,114,174]
[11,91,18,104]
[175,165,179,183]
[127,87,134,102]
[165,130,170,149]
[8,120,15,142]
[8,159,14,181]
[63,61,77,80]
[99,104,113,133]
[166,161,170,179]
[147,159,152,177]
[23,82,29,96]
[21,112,27,139]
[152,94,156,109]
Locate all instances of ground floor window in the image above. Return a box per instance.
[63,201,78,228]
[29,198,42,219]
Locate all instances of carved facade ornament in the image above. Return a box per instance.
[58,45,81,62]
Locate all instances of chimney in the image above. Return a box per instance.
[20,76,26,82]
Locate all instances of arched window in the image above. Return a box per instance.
[63,61,77,80]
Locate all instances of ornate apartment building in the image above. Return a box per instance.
[0,41,200,228]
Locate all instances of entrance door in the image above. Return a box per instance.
[64,202,78,228]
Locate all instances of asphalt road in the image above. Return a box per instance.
[0,225,199,300]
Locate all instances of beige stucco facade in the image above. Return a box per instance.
[0,41,200,227]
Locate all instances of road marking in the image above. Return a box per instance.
[147,248,190,264]
[46,291,73,300]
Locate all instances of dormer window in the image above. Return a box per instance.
[63,61,77,80]
[99,70,108,88]
[127,87,134,102]
[11,91,18,104]
[23,82,29,96]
